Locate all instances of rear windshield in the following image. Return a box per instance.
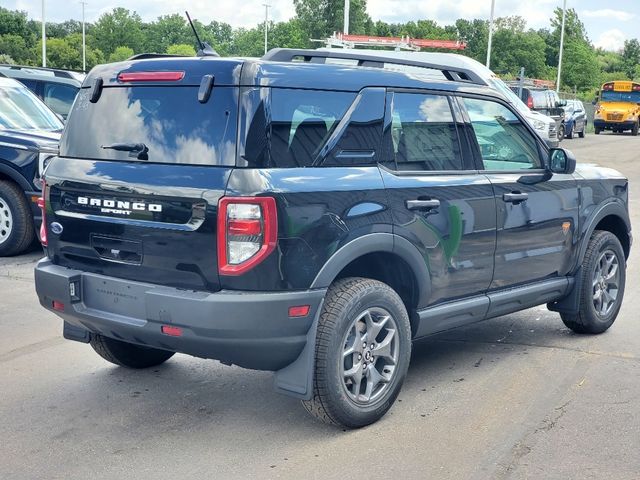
[0,83,63,132]
[61,86,237,165]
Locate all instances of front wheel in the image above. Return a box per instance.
[0,180,35,257]
[557,124,565,142]
[90,334,175,368]
[302,277,412,428]
[561,231,626,334]
[578,124,586,138]
[594,127,601,135]
[632,121,639,136]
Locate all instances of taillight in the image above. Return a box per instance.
[527,95,533,109]
[217,197,277,275]
[37,184,47,247]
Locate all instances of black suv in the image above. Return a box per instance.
[35,49,631,428]
[0,77,62,256]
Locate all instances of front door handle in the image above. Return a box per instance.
[406,199,441,211]
[503,192,529,204]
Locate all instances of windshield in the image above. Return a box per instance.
[601,91,640,104]
[0,84,63,131]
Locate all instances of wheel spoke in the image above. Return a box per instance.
[372,329,396,363]
[343,360,363,380]
[362,364,387,402]
[343,326,363,358]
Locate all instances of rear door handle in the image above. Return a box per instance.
[406,199,441,211]
[503,192,529,203]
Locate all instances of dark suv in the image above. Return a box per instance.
[35,49,631,428]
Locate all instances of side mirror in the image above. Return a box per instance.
[548,148,576,175]
[592,95,599,105]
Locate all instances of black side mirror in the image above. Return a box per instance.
[548,148,576,175]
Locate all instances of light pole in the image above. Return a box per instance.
[41,0,46,67]
[343,0,350,35]
[556,0,567,92]
[486,0,496,68]
[263,4,270,55]
[80,1,87,72]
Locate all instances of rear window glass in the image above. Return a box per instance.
[61,86,237,165]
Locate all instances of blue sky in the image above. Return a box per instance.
[5,0,639,51]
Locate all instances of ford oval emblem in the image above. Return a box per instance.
[50,222,64,235]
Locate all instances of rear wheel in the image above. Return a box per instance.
[561,231,626,334]
[557,124,565,142]
[90,334,175,368]
[302,277,411,428]
[0,180,35,257]
[566,125,574,139]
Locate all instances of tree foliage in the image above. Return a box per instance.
[0,4,636,94]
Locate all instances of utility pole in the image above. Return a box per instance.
[486,0,496,68]
[556,0,567,92]
[263,4,270,55]
[80,1,87,72]
[41,0,46,67]
[343,0,350,34]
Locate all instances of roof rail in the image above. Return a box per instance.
[261,48,485,85]
[0,64,79,79]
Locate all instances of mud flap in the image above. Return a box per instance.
[547,268,581,315]
[273,299,324,400]
[63,321,91,343]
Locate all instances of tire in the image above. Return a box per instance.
[0,180,35,257]
[302,277,412,428]
[90,334,175,368]
[594,127,601,135]
[578,124,586,138]
[561,231,626,334]
[632,121,639,136]
[566,125,573,139]
[557,124,564,143]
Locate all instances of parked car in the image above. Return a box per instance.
[510,85,567,141]
[0,65,82,120]
[35,49,630,428]
[563,99,587,139]
[0,77,62,256]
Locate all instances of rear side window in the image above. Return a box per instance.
[61,86,238,165]
[43,83,78,118]
[386,92,462,171]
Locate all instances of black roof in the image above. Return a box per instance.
[81,53,504,102]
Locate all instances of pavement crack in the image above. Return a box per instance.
[432,338,640,362]
[0,337,65,363]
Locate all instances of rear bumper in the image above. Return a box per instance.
[594,120,635,130]
[35,259,326,372]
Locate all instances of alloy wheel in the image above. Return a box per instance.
[593,249,620,317]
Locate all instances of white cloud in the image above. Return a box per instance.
[583,9,635,22]
[594,28,627,51]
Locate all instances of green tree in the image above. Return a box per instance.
[93,8,144,56]
[269,19,307,50]
[561,40,599,91]
[0,7,30,37]
[545,7,588,67]
[34,37,80,69]
[622,39,640,80]
[455,19,488,62]
[231,27,264,57]
[146,14,193,53]
[0,34,33,64]
[293,0,371,40]
[492,27,547,78]
[166,43,196,56]
[108,46,134,63]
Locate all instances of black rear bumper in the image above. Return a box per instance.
[35,259,326,372]
[594,120,635,131]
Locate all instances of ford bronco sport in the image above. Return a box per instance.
[35,49,631,428]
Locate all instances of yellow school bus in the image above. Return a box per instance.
[594,81,640,135]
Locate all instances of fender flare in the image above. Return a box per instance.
[310,232,431,308]
[575,201,630,271]
[0,161,32,192]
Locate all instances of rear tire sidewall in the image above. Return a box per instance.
[320,280,411,427]
[0,181,34,257]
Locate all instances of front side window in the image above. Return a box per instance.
[388,92,462,171]
[462,97,541,171]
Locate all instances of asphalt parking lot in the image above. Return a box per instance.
[1,132,639,480]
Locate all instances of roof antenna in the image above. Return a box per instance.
[185,11,219,57]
